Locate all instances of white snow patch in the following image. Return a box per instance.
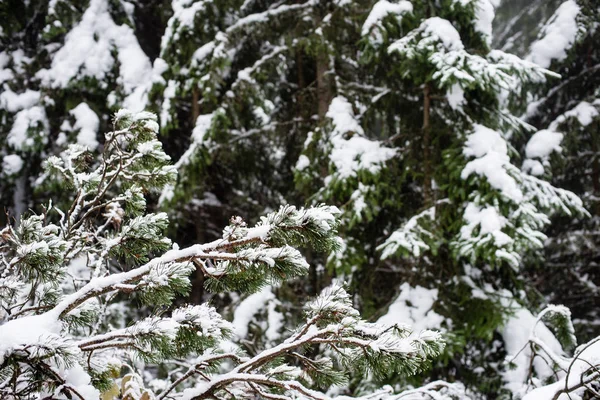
[528,0,581,68]
[0,311,63,365]
[37,0,152,96]
[7,106,48,151]
[295,154,310,171]
[232,286,282,342]
[462,124,523,202]
[362,1,413,44]
[378,283,444,333]
[549,101,599,130]
[474,0,496,46]
[0,88,40,112]
[2,154,24,176]
[501,307,566,398]
[70,103,99,150]
[447,84,465,110]
[461,203,512,246]
[326,96,396,180]
[423,17,464,51]
[525,129,563,159]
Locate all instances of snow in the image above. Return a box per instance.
[525,129,563,159]
[377,283,444,334]
[7,106,49,151]
[423,17,464,51]
[226,1,317,33]
[0,310,63,365]
[37,0,152,97]
[522,337,600,399]
[161,0,209,51]
[501,306,566,398]
[447,84,465,110]
[295,154,310,171]
[159,80,178,128]
[522,159,544,176]
[192,113,213,144]
[0,88,40,112]
[362,1,413,43]
[167,112,214,179]
[232,286,283,342]
[462,124,523,202]
[549,101,599,129]
[326,96,396,180]
[70,103,99,151]
[2,154,24,175]
[474,0,496,46]
[379,207,435,259]
[460,203,512,246]
[191,41,216,66]
[327,96,364,137]
[527,0,581,68]
[60,364,101,399]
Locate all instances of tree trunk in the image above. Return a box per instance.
[296,49,306,118]
[316,50,331,119]
[191,214,206,304]
[192,86,201,124]
[422,83,432,205]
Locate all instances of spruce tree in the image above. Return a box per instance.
[295,0,588,396]
[518,0,600,344]
[0,0,157,221]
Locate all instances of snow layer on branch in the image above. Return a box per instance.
[2,154,23,176]
[460,203,512,246]
[379,207,435,259]
[0,88,40,113]
[55,364,100,399]
[232,286,283,342]
[37,0,152,96]
[326,96,395,180]
[501,306,565,398]
[447,84,465,110]
[0,311,63,365]
[473,0,497,46]
[521,337,600,399]
[423,17,463,51]
[525,130,563,160]
[7,106,49,151]
[377,283,444,334]
[362,1,413,44]
[527,0,581,68]
[161,0,210,51]
[174,112,213,170]
[549,100,599,129]
[462,124,522,201]
[70,103,99,151]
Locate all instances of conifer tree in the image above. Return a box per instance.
[0,0,157,220]
[294,0,589,396]
[497,0,600,346]
[0,109,456,400]
[2,1,600,398]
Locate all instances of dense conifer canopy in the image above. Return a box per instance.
[0,0,599,399]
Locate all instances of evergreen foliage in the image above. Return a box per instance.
[1,0,600,399]
[0,110,452,399]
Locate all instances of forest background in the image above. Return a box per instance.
[1,0,599,399]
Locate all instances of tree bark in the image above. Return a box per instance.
[422,83,432,205]
[192,86,201,124]
[316,50,331,119]
[296,49,306,118]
